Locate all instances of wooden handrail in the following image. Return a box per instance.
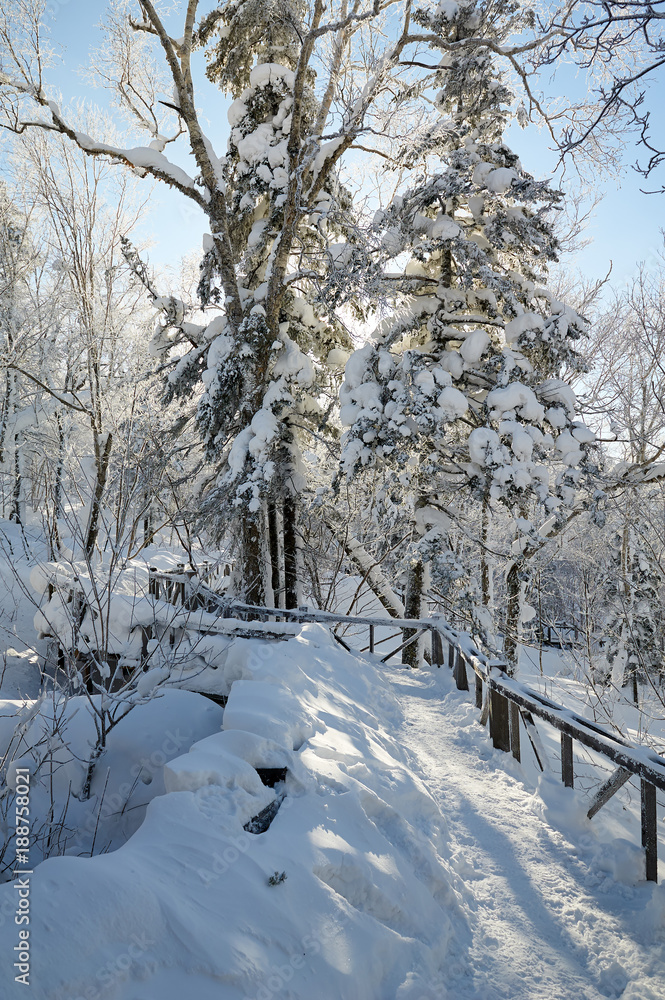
[126,569,665,880]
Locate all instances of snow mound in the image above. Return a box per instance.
[0,626,468,999]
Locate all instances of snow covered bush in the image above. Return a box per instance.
[0,623,471,998]
[600,523,664,698]
[0,685,224,881]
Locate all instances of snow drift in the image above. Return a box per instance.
[0,625,469,1000]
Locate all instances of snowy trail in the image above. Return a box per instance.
[387,666,665,1000]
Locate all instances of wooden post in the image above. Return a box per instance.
[510,701,521,762]
[561,733,574,788]
[520,711,547,772]
[369,624,375,654]
[176,564,185,606]
[448,642,455,670]
[431,629,444,668]
[475,671,483,709]
[140,626,151,667]
[454,650,469,691]
[641,779,658,882]
[489,690,510,752]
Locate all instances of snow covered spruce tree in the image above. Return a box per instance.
[339,0,597,670]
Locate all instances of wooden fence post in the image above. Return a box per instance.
[175,564,186,606]
[475,671,483,710]
[489,690,510,752]
[641,779,658,882]
[561,734,574,788]
[454,650,469,691]
[431,629,444,668]
[509,701,521,762]
[369,623,375,654]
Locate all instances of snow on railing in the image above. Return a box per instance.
[158,569,664,883]
[44,565,665,883]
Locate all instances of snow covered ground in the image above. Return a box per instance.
[390,663,665,999]
[1,526,665,998]
[0,626,470,1000]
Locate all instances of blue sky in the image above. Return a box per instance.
[13,0,665,289]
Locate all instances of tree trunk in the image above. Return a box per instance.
[480,496,491,608]
[241,512,265,605]
[48,411,66,559]
[504,560,522,676]
[620,514,636,694]
[267,499,281,608]
[331,528,405,618]
[84,432,113,559]
[283,492,298,610]
[402,558,424,668]
[10,432,21,524]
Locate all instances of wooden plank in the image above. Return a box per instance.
[210,598,469,634]
[431,629,444,667]
[455,650,469,691]
[332,632,353,653]
[641,779,658,882]
[520,711,548,772]
[510,701,521,762]
[561,733,574,788]
[380,628,427,664]
[489,690,510,752]
[587,767,632,820]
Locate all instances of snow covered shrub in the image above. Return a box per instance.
[0,687,224,881]
[30,553,227,799]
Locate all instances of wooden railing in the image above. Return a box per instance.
[50,567,665,883]
[447,645,665,883]
[164,570,664,883]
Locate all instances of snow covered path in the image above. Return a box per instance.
[387,665,665,1000]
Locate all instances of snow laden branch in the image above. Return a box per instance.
[532,0,665,184]
[0,71,208,205]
